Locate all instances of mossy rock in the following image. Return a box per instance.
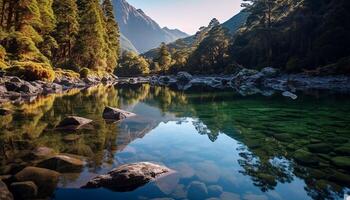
[273,134,292,142]
[307,143,333,154]
[334,145,350,156]
[329,171,350,185]
[293,149,319,166]
[331,157,350,170]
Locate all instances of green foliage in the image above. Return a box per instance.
[116,51,150,76]
[0,45,8,69]
[5,61,55,82]
[154,43,172,74]
[55,68,80,79]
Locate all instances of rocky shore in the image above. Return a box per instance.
[0,73,118,104]
[120,68,350,99]
[1,68,350,104]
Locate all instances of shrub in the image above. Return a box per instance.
[6,61,55,82]
[55,68,80,79]
[80,67,90,78]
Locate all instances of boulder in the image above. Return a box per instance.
[82,162,175,192]
[103,107,136,121]
[56,116,93,130]
[5,82,21,92]
[187,181,208,200]
[36,154,85,173]
[19,82,37,93]
[282,91,298,100]
[294,149,319,166]
[10,77,22,83]
[0,180,13,200]
[14,167,60,197]
[10,181,38,199]
[0,108,12,116]
[30,147,56,159]
[177,72,192,82]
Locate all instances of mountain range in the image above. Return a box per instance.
[113,0,189,53]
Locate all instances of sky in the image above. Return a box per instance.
[127,0,243,34]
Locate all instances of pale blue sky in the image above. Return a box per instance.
[127,0,243,34]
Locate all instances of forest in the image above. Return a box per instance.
[1,0,350,79]
[0,0,120,81]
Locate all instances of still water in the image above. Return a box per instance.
[0,84,349,200]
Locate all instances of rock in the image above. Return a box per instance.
[158,76,170,83]
[10,181,38,199]
[177,72,192,82]
[102,107,136,121]
[331,157,350,170]
[10,77,22,83]
[5,82,21,92]
[19,83,37,93]
[334,145,350,156]
[261,67,278,77]
[30,147,56,159]
[56,116,93,130]
[82,162,175,192]
[187,181,208,200]
[0,180,13,200]
[207,185,223,197]
[307,143,333,153]
[294,149,319,166]
[0,108,12,116]
[14,167,60,197]
[36,154,85,173]
[282,91,298,100]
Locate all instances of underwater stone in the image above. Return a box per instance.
[331,157,350,170]
[56,116,92,130]
[187,181,208,200]
[307,143,333,153]
[294,149,319,166]
[207,185,223,197]
[36,154,85,173]
[10,181,38,199]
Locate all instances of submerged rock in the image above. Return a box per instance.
[37,154,85,173]
[30,147,56,159]
[82,162,175,191]
[0,180,13,200]
[10,181,38,199]
[187,181,208,200]
[207,185,223,197]
[102,107,136,121]
[14,167,60,197]
[56,116,93,130]
[294,149,319,166]
[331,157,350,170]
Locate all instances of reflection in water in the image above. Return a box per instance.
[0,83,349,200]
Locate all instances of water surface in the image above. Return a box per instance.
[0,84,349,200]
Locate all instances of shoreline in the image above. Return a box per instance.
[1,68,350,104]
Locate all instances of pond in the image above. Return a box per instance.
[0,84,349,200]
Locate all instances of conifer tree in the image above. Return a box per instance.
[102,0,120,73]
[74,0,107,71]
[52,0,79,67]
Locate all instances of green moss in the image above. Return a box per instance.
[307,143,333,154]
[331,157,350,170]
[6,61,55,82]
[294,149,319,166]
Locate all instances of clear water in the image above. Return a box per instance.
[0,84,349,200]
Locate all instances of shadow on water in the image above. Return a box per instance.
[0,83,349,200]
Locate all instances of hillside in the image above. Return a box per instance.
[113,0,188,53]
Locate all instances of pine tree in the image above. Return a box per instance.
[52,0,79,67]
[156,43,172,74]
[102,0,120,73]
[74,0,108,71]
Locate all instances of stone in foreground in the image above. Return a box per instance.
[102,106,136,121]
[10,181,38,199]
[56,116,93,130]
[0,180,13,200]
[82,162,175,192]
[37,154,85,173]
[14,167,60,198]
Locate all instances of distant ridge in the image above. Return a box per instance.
[113,0,189,53]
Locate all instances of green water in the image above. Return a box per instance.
[0,84,349,200]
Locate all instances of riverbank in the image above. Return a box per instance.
[0,73,118,104]
[1,67,350,104]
